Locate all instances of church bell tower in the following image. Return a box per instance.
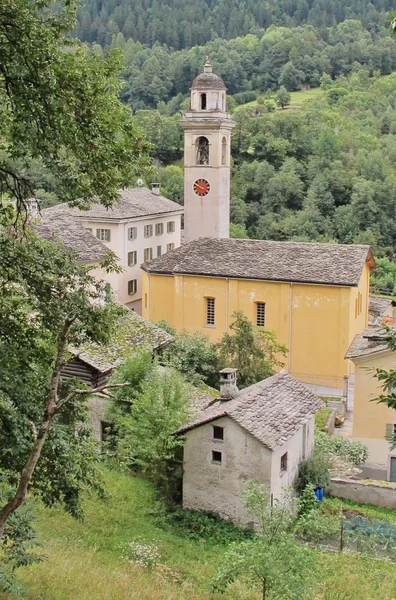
[181,59,234,243]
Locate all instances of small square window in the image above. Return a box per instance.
[128,227,137,240]
[256,302,266,327]
[212,450,222,463]
[128,279,137,295]
[166,243,175,252]
[167,221,175,233]
[144,224,153,238]
[155,223,164,236]
[144,247,153,261]
[280,452,288,472]
[213,426,224,440]
[128,251,137,266]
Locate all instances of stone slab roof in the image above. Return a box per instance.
[35,213,108,264]
[69,307,173,373]
[142,238,372,287]
[42,187,183,222]
[191,72,226,90]
[176,371,323,450]
[345,327,394,360]
[369,295,394,317]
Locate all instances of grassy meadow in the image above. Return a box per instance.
[2,469,396,600]
[234,86,323,111]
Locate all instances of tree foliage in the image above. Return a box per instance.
[212,482,317,600]
[216,311,288,388]
[0,0,149,214]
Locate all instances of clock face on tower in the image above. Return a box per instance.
[193,178,210,197]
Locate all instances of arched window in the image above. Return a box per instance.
[201,93,207,110]
[196,136,209,165]
[221,136,227,165]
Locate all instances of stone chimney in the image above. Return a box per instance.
[151,183,160,196]
[219,368,238,400]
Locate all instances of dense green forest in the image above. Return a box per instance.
[76,0,393,50]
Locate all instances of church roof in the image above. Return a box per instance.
[176,371,323,450]
[191,59,226,91]
[142,237,373,287]
[42,187,183,222]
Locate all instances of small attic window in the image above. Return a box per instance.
[280,452,288,472]
[213,426,224,440]
[212,450,222,463]
[201,93,207,110]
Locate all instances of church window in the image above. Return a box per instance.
[206,297,215,326]
[201,93,207,110]
[196,136,209,165]
[256,302,266,327]
[221,136,227,165]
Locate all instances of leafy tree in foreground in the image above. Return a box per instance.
[0,215,128,547]
[374,328,396,448]
[0,0,149,215]
[108,361,192,504]
[212,482,317,600]
[216,311,288,388]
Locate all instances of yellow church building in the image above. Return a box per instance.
[142,237,374,390]
[141,60,374,392]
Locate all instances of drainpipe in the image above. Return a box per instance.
[225,278,229,332]
[288,282,293,372]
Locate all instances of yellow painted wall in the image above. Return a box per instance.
[353,351,396,440]
[142,261,371,388]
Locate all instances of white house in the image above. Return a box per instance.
[176,370,322,525]
[42,186,183,313]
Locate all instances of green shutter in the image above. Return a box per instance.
[105,230,111,242]
[96,229,100,239]
[386,424,394,446]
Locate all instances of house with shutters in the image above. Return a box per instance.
[42,186,183,313]
[61,307,173,441]
[176,369,322,524]
[346,327,396,480]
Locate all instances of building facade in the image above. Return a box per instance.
[346,328,396,480]
[181,60,234,242]
[177,371,321,524]
[142,237,374,390]
[43,186,183,313]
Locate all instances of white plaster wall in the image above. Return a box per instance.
[81,213,182,312]
[183,416,272,524]
[270,416,315,500]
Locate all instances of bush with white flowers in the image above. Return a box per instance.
[123,540,161,568]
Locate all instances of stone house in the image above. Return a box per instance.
[368,295,395,324]
[176,370,322,524]
[346,327,396,480]
[42,186,183,313]
[61,307,173,441]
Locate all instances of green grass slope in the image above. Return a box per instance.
[3,469,396,600]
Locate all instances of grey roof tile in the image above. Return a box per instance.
[42,187,183,221]
[142,237,372,287]
[70,307,173,373]
[177,371,323,450]
[369,295,394,317]
[191,72,226,90]
[35,213,108,264]
[345,326,394,359]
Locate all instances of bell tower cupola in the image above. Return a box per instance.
[181,59,234,243]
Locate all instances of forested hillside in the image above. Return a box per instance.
[76,0,393,50]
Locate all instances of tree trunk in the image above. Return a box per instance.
[0,319,73,541]
[262,578,267,600]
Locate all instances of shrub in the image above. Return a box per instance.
[123,540,160,568]
[295,509,341,543]
[162,508,253,544]
[298,483,318,516]
[315,431,368,466]
[296,453,331,493]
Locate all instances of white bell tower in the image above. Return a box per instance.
[181,59,234,243]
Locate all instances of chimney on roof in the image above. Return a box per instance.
[151,183,160,196]
[219,368,238,400]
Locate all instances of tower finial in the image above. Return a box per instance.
[204,56,212,74]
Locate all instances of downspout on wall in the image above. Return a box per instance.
[288,282,293,372]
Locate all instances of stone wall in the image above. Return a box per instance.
[329,477,396,509]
